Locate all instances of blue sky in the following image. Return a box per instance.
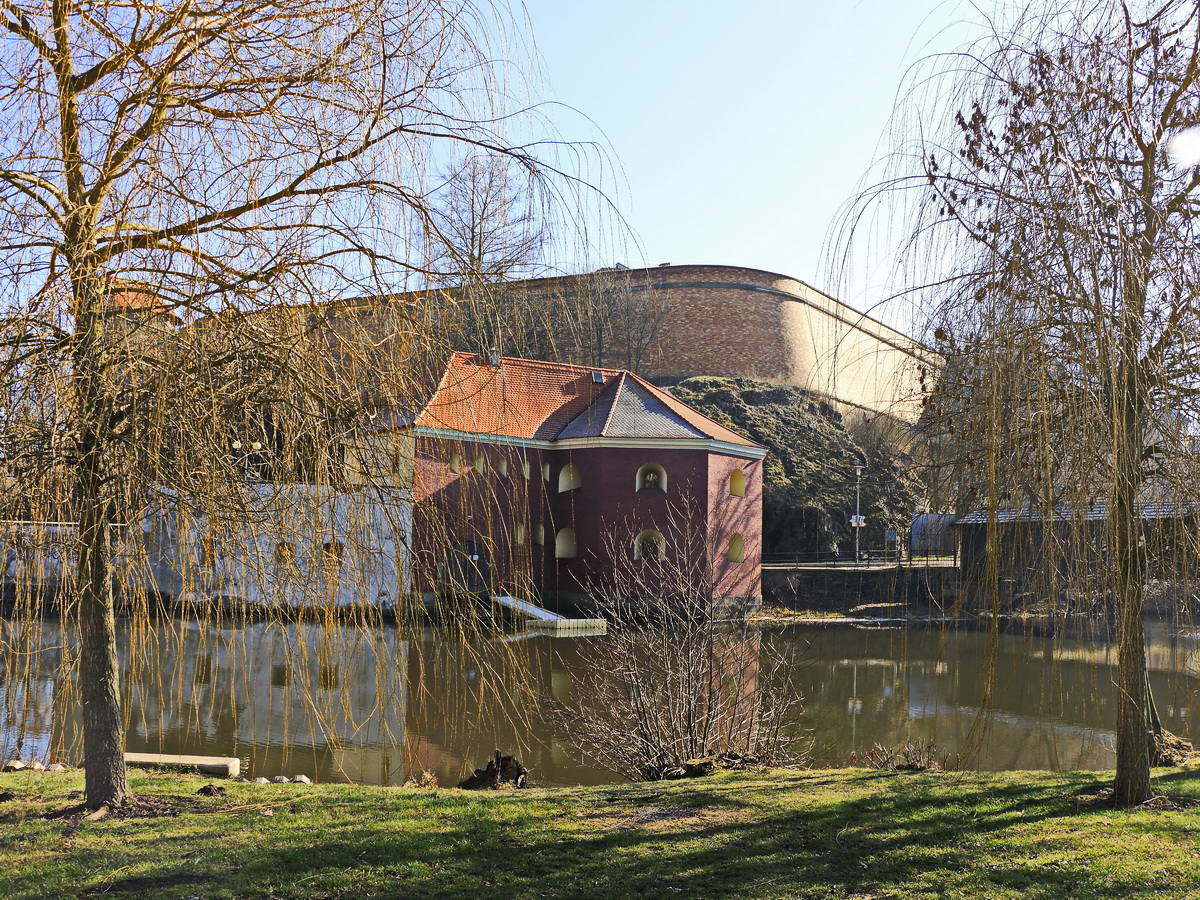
[522,0,975,319]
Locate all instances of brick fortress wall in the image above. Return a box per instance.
[508,264,933,422]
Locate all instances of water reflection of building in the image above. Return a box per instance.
[2,620,413,782]
[123,621,409,782]
[0,621,62,763]
[8,618,1198,780]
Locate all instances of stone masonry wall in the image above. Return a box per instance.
[513,264,933,422]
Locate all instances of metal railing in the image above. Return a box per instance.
[761,547,958,568]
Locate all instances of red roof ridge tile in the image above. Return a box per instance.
[449,351,623,378]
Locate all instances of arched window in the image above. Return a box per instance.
[533,524,545,546]
[496,458,509,478]
[555,528,577,559]
[633,529,665,562]
[636,463,667,492]
[322,540,345,567]
[449,453,463,474]
[729,468,746,498]
[522,459,531,479]
[473,455,486,474]
[727,533,745,563]
[558,463,582,492]
[514,523,526,545]
[541,461,551,482]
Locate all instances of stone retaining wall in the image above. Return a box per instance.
[763,565,961,616]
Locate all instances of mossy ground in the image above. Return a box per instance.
[3,767,1199,899]
[661,376,921,555]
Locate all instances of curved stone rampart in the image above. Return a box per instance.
[515,264,933,421]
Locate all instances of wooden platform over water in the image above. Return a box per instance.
[493,595,606,635]
[125,753,241,778]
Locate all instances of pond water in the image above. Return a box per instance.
[2,615,1197,785]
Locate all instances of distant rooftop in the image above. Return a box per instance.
[955,503,1194,526]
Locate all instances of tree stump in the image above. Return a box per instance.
[457,750,528,789]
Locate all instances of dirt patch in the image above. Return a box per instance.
[40,795,207,821]
[1070,788,1200,811]
[589,804,750,832]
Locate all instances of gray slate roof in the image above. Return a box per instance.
[955,502,1194,526]
[556,373,708,440]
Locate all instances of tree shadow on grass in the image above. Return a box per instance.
[195,774,1186,900]
[29,773,1200,900]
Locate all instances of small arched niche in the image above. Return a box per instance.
[633,529,665,562]
[555,528,577,559]
[727,533,745,563]
[636,463,667,493]
[322,540,345,567]
[558,462,582,493]
[729,468,746,498]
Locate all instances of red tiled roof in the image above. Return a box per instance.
[415,352,762,450]
[415,353,621,439]
[104,283,179,318]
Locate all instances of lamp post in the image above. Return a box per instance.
[854,464,864,565]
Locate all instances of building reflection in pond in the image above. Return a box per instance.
[1,618,1197,785]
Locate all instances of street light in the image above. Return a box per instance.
[853,464,865,564]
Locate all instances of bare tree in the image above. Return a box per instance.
[0,0,594,809]
[425,153,552,356]
[858,0,1200,805]
[429,154,548,287]
[424,168,669,373]
[547,503,798,780]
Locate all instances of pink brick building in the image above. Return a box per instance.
[410,353,766,615]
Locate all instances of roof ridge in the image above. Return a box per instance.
[454,351,623,378]
[597,372,627,436]
[551,373,622,440]
[417,354,465,426]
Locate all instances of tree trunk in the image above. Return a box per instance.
[1111,364,1151,808]
[77,485,130,809]
[74,306,131,810]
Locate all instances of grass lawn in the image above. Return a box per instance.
[2,766,1199,899]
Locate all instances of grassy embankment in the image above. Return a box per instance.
[3,767,1199,899]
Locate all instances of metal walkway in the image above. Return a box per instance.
[492,595,606,635]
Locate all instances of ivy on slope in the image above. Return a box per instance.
[660,376,921,555]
